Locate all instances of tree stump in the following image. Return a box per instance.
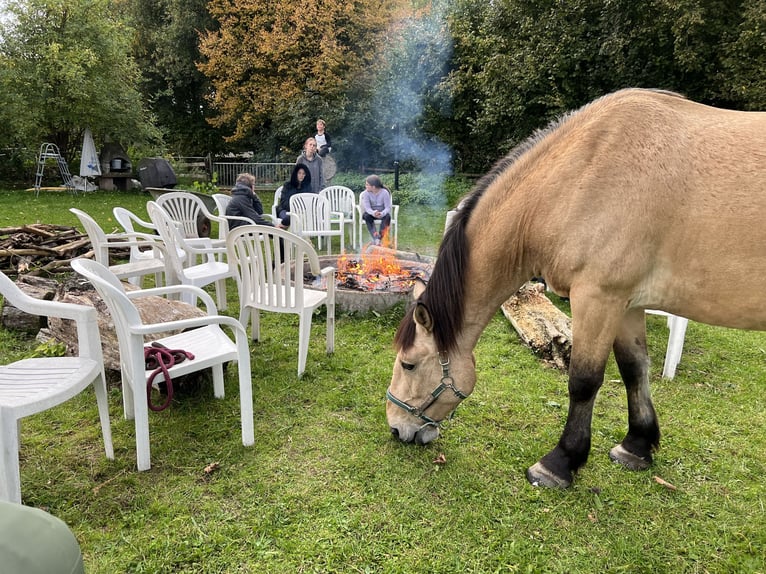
[501,281,572,372]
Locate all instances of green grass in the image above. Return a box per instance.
[1,186,765,573]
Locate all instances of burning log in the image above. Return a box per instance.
[501,282,572,372]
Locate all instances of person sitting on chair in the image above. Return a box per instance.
[360,174,392,246]
[226,173,273,229]
[277,164,312,229]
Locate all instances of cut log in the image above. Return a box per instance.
[501,281,572,372]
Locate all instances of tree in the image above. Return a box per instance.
[128,0,225,155]
[0,0,160,163]
[198,0,406,154]
[438,0,766,172]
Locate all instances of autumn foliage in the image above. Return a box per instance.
[199,0,407,141]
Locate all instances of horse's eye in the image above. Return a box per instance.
[401,362,415,371]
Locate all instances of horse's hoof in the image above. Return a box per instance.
[609,444,651,471]
[526,462,571,489]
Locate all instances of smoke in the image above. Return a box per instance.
[373,0,454,203]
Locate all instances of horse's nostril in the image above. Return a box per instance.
[390,427,400,439]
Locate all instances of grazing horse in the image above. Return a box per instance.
[386,88,766,488]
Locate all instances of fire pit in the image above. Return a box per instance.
[305,247,434,313]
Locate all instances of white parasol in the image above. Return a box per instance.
[74,128,100,192]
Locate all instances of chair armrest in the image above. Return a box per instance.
[131,313,246,338]
[0,275,103,361]
[320,266,336,299]
[126,284,218,314]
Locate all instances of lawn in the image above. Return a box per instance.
[1,186,765,573]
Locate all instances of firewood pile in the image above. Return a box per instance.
[0,223,96,275]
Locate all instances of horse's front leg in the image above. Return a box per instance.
[609,308,660,470]
[526,296,621,488]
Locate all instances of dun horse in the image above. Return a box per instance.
[387,88,766,488]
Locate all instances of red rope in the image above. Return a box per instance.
[144,343,195,412]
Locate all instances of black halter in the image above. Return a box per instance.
[386,352,469,427]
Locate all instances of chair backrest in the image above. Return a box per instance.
[70,208,110,265]
[271,186,283,221]
[146,201,188,280]
[113,207,157,259]
[70,258,145,381]
[289,193,331,234]
[320,186,355,217]
[212,193,231,216]
[227,225,320,312]
[154,192,205,238]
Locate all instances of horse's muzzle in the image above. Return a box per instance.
[390,423,440,445]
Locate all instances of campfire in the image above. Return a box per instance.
[334,249,428,293]
[306,247,433,313]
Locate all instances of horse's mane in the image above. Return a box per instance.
[393,128,554,353]
[393,88,688,353]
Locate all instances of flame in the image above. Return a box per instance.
[334,230,420,291]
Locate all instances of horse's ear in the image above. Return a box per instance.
[413,302,434,333]
[411,278,426,299]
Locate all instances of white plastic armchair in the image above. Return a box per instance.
[356,196,399,249]
[0,270,113,503]
[227,225,335,377]
[70,258,254,472]
[147,201,234,310]
[70,207,167,287]
[155,191,251,244]
[320,185,357,249]
[288,192,344,255]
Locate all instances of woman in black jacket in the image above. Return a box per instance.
[276,164,312,228]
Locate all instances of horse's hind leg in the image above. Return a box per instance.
[609,309,660,470]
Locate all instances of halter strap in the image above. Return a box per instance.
[386,351,468,427]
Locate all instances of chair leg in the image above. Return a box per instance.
[297,311,313,377]
[215,279,227,311]
[121,366,135,420]
[212,364,225,398]
[326,302,335,354]
[0,414,21,503]
[251,308,261,342]
[133,396,152,471]
[662,316,688,379]
[235,333,255,447]
[92,371,115,460]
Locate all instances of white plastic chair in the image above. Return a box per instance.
[288,192,344,255]
[227,225,335,377]
[320,185,357,249]
[70,208,167,287]
[646,310,689,379]
[147,201,234,310]
[70,258,254,471]
[0,270,113,503]
[155,191,221,240]
[356,194,399,249]
[270,186,284,222]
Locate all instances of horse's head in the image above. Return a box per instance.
[387,282,477,445]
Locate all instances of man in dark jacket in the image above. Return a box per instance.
[226,173,273,229]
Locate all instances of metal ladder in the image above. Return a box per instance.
[35,143,75,197]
